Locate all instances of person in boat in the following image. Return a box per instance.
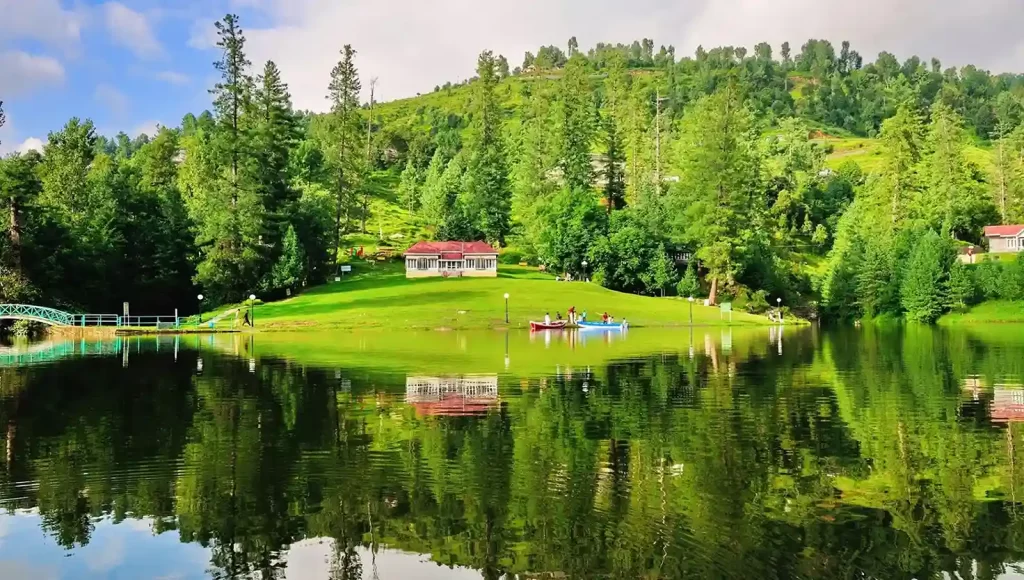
[580,310,587,322]
[601,312,609,323]
[544,312,551,325]
[556,312,563,321]
[568,306,576,323]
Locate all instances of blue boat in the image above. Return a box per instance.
[577,320,628,331]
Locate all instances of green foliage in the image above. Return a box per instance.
[947,259,976,309]
[465,51,512,245]
[670,85,761,303]
[676,261,700,298]
[557,55,595,193]
[590,210,676,295]
[269,225,305,293]
[537,188,604,276]
[900,231,954,323]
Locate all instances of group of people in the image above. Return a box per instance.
[542,307,618,325]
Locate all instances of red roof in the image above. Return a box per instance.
[405,241,498,255]
[984,225,1024,237]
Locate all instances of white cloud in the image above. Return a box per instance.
[187,19,218,50]
[131,120,161,138]
[0,51,66,97]
[0,0,82,49]
[202,0,1024,114]
[94,83,130,115]
[16,137,45,153]
[154,70,190,85]
[103,2,162,59]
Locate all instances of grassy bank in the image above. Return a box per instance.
[939,301,1024,325]
[227,264,773,330]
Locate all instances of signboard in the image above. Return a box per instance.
[720,302,732,322]
[340,265,352,273]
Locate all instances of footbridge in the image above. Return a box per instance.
[0,304,187,328]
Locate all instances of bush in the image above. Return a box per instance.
[974,258,1005,301]
[1006,255,1024,300]
[744,289,771,314]
[499,248,525,265]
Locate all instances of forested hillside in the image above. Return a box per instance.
[2,14,1024,321]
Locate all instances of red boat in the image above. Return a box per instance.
[530,320,569,331]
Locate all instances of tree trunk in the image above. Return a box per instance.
[708,275,718,306]
[332,166,345,266]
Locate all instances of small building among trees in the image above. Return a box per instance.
[984,225,1024,254]
[404,241,498,278]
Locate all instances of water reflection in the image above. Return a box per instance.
[1,327,1024,577]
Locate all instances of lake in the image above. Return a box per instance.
[0,326,1023,579]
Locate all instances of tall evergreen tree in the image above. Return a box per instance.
[253,60,299,274]
[602,115,626,214]
[466,51,511,245]
[210,14,252,198]
[326,44,362,264]
[558,54,595,192]
[901,230,952,323]
[671,85,761,304]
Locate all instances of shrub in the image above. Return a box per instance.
[744,289,771,314]
[947,259,977,310]
[499,248,525,265]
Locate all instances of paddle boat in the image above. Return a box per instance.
[577,320,628,331]
[530,320,569,331]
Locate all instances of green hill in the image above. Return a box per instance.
[239,264,770,330]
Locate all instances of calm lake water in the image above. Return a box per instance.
[1,326,1024,579]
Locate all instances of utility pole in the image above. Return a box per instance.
[362,77,377,233]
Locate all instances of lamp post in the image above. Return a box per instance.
[197,294,204,326]
[688,296,694,326]
[777,297,783,325]
[249,294,256,328]
[581,260,588,282]
[504,293,510,324]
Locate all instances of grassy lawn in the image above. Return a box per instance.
[238,263,771,330]
[939,301,1024,325]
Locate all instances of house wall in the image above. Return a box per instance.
[989,235,1024,253]
[404,255,498,278]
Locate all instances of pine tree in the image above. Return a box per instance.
[602,115,626,214]
[918,103,992,238]
[466,51,511,245]
[877,103,924,224]
[558,54,594,192]
[947,258,976,310]
[901,230,953,322]
[856,238,896,318]
[253,60,299,252]
[677,260,700,297]
[210,14,252,199]
[671,85,761,304]
[271,224,305,292]
[326,44,362,263]
[398,159,421,212]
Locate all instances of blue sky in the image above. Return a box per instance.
[4,0,1024,155]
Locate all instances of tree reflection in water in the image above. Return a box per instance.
[0,327,1023,578]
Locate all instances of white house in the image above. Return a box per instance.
[984,225,1024,254]
[404,241,499,278]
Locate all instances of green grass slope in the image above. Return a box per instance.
[246,264,770,330]
[939,301,1024,325]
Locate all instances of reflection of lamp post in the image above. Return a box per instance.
[504,332,510,370]
[776,297,782,325]
[688,296,694,326]
[197,294,204,326]
[504,293,510,324]
[249,294,256,328]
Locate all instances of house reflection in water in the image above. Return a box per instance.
[405,375,499,417]
[987,380,1024,423]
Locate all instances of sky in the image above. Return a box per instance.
[4,0,1024,155]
